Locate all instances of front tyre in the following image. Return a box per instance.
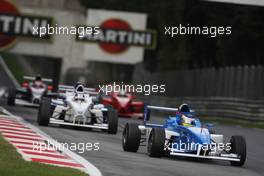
[38,97,51,126]
[230,135,246,166]
[106,105,118,134]
[148,128,165,157]
[7,88,16,106]
[122,123,141,152]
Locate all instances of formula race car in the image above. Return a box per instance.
[101,90,144,118]
[38,83,118,134]
[7,75,55,107]
[122,104,246,166]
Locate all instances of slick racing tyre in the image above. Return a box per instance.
[7,88,16,106]
[38,97,51,126]
[148,128,165,157]
[230,135,246,166]
[122,123,141,152]
[106,105,118,134]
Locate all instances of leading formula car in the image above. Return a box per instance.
[122,104,246,166]
[7,75,55,107]
[38,83,118,134]
[101,90,144,119]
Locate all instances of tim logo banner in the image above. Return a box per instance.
[78,9,156,64]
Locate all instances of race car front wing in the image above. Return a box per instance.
[49,118,109,130]
[169,145,240,162]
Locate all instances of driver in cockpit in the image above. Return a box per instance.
[73,83,86,101]
[164,104,196,128]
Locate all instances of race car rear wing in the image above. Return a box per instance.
[23,76,53,83]
[58,85,97,95]
[143,105,178,127]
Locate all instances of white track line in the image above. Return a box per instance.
[0,126,35,133]
[6,138,44,144]
[19,148,58,154]
[0,129,37,136]
[2,133,43,140]
[0,124,30,129]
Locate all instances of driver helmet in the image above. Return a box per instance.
[74,83,86,100]
[178,104,194,126]
[33,75,43,87]
[118,89,127,96]
[74,82,83,89]
[35,75,42,81]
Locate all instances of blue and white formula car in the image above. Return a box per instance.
[122,104,246,166]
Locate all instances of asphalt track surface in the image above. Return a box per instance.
[1,100,264,176]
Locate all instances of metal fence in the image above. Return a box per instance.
[133,64,264,121]
[133,64,264,100]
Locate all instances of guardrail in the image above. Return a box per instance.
[140,96,264,122]
[0,55,20,88]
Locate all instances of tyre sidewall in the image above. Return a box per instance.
[106,105,118,134]
[38,98,51,126]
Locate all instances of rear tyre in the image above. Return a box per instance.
[7,88,16,106]
[148,128,165,157]
[38,97,51,126]
[106,105,118,134]
[230,135,246,166]
[122,123,141,152]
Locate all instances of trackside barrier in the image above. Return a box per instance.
[133,64,264,100]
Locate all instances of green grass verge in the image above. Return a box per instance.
[200,117,264,129]
[0,134,87,176]
[0,52,26,84]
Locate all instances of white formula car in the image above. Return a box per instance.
[37,84,118,134]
